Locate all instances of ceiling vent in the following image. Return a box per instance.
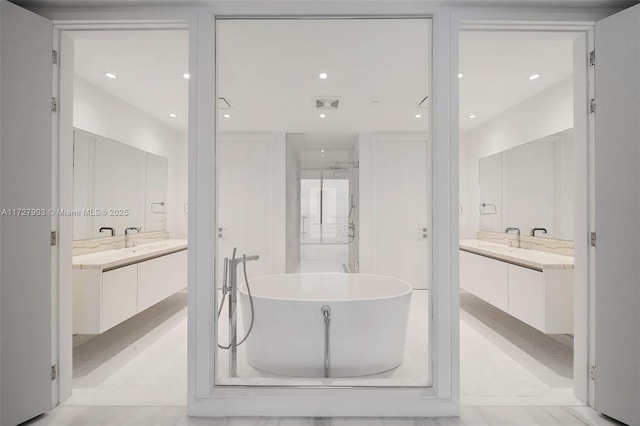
[314,96,341,110]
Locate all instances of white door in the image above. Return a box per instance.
[217,135,286,285]
[0,2,54,425]
[594,4,640,425]
[361,135,430,289]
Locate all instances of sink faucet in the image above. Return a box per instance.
[531,227,548,237]
[505,227,521,248]
[99,227,115,237]
[124,227,141,248]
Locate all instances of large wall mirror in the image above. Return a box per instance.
[479,129,574,241]
[73,128,168,240]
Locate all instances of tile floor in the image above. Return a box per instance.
[28,289,621,426]
[299,244,349,273]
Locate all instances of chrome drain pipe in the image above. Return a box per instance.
[321,305,331,378]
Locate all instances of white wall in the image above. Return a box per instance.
[503,139,555,235]
[348,141,360,272]
[459,76,573,239]
[173,132,189,239]
[73,76,188,238]
[286,134,303,273]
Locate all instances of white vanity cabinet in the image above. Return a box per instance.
[459,250,509,312]
[73,245,187,334]
[137,250,187,312]
[101,265,139,331]
[459,242,573,334]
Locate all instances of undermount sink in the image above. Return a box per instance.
[126,243,169,254]
[476,243,515,251]
[73,239,188,270]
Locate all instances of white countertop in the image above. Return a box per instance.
[73,239,188,271]
[459,239,574,271]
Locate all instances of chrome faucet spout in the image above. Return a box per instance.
[124,227,141,248]
[505,227,520,236]
[230,254,259,269]
[241,254,260,263]
[505,227,521,248]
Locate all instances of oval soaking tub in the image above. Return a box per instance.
[238,273,412,378]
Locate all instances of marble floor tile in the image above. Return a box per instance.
[66,292,188,406]
[29,406,620,426]
[460,292,578,407]
[299,244,349,273]
[29,284,621,426]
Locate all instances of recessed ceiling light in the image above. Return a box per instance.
[319,114,326,118]
[458,73,464,79]
[321,149,325,153]
[104,72,117,79]
[468,114,477,119]
[528,73,541,80]
[183,73,190,80]
[415,114,422,118]
[318,72,328,79]
[223,114,231,119]
[169,113,177,118]
[321,154,325,157]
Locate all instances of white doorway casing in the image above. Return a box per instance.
[6,0,640,421]
[25,4,211,419]
[457,21,594,406]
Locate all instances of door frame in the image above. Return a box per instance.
[33,1,623,418]
[206,15,455,417]
[36,5,213,406]
[452,10,605,406]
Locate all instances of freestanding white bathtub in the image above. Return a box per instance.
[238,273,412,378]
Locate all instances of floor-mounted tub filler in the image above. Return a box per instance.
[239,273,412,378]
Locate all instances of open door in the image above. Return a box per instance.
[594,4,640,425]
[0,2,54,425]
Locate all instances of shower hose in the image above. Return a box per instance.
[216,258,255,350]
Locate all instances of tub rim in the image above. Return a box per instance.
[238,272,413,302]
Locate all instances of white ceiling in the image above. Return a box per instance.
[459,30,575,132]
[70,22,578,146]
[71,29,189,133]
[216,19,431,135]
[15,0,640,11]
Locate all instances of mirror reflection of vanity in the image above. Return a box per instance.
[73,128,168,240]
[478,129,574,241]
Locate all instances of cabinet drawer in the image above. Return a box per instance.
[460,250,509,312]
[102,264,138,332]
[137,250,187,312]
[508,265,544,331]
